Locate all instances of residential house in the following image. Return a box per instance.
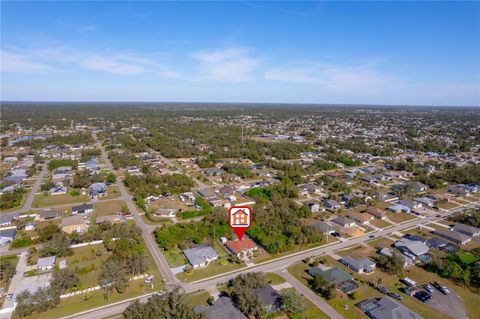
[308,266,353,285]
[253,285,280,313]
[183,245,218,269]
[433,228,471,245]
[154,208,178,218]
[324,199,340,211]
[311,221,335,235]
[50,184,67,195]
[413,197,434,207]
[225,238,258,258]
[452,223,480,237]
[0,213,19,226]
[387,204,411,213]
[379,248,413,268]
[398,199,422,210]
[72,203,94,215]
[39,210,61,221]
[195,297,246,319]
[202,168,225,176]
[37,256,56,271]
[340,256,376,274]
[52,166,73,181]
[405,181,428,194]
[367,207,387,220]
[307,202,322,213]
[61,215,88,234]
[331,216,356,228]
[358,297,423,319]
[84,158,100,171]
[299,183,322,196]
[394,238,429,257]
[4,169,28,183]
[198,188,217,200]
[0,229,16,246]
[90,182,107,199]
[348,211,373,225]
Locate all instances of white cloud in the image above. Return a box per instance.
[265,67,317,83]
[0,49,52,73]
[191,47,259,82]
[74,54,147,75]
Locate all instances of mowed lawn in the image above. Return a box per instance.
[176,257,245,282]
[93,200,126,217]
[33,193,90,208]
[163,248,188,268]
[386,212,417,224]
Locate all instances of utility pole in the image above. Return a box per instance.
[241,124,244,145]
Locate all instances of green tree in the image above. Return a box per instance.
[280,289,305,315]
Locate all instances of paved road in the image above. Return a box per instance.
[61,200,480,319]
[0,252,28,319]
[278,270,344,319]
[93,134,178,285]
[3,162,48,214]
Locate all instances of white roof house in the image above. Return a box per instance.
[37,256,56,270]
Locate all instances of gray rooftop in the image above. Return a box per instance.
[367,297,423,319]
[37,256,56,268]
[183,245,218,266]
[394,238,429,256]
[195,297,246,319]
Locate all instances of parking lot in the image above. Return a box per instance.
[420,287,467,319]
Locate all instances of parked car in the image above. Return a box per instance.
[387,292,403,300]
[369,235,376,238]
[424,284,434,293]
[378,286,388,294]
[414,291,432,303]
[432,281,450,294]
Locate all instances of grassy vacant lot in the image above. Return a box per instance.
[93,200,126,217]
[185,290,211,308]
[281,288,330,319]
[176,257,244,283]
[437,202,459,210]
[456,252,478,265]
[369,218,392,229]
[33,193,89,208]
[164,248,188,268]
[366,237,394,249]
[103,186,121,199]
[385,212,417,224]
[265,272,286,285]
[64,244,111,289]
[336,245,372,259]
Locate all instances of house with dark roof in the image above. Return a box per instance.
[72,203,94,215]
[39,210,61,221]
[452,223,480,237]
[433,228,471,245]
[324,199,340,211]
[90,182,107,199]
[195,297,246,319]
[331,216,356,228]
[253,285,280,313]
[308,266,353,285]
[340,256,376,274]
[367,207,387,220]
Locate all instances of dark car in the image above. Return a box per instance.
[378,286,388,294]
[387,292,403,301]
[369,234,375,238]
[332,232,340,237]
[414,291,432,303]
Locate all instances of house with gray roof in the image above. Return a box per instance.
[72,203,94,215]
[340,256,376,274]
[183,245,218,268]
[253,285,280,313]
[0,212,19,226]
[452,223,480,237]
[195,297,246,319]
[39,210,61,221]
[394,238,429,257]
[331,216,356,228]
[37,256,56,271]
[0,229,16,246]
[358,297,423,319]
[312,221,335,235]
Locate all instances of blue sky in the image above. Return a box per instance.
[1,1,479,106]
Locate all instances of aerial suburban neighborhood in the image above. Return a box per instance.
[1,1,479,319]
[0,103,479,319]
